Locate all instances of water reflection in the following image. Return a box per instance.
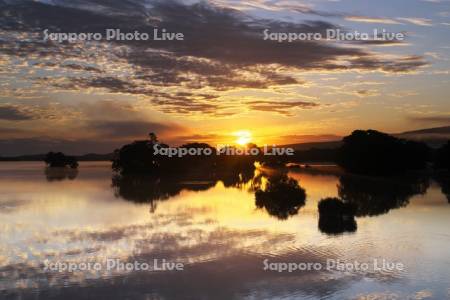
[434,174,450,203]
[45,167,79,181]
[1,162,450,299]
[112,166,308,221]
[338,174,430,217]
[111,163,256,212]
[287,168,432,235]
[254,170,306,220]
[112,165,433,223]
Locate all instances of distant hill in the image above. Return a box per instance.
[280,126,450,150]
[395,126,450,148]
[281,140,342,151]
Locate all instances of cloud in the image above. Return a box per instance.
[246,100,319,116]
[354,89,379,97]
[86,120,186,140]
[175,133,225,144]
[281,134,342,143]
[0,118,189,155]
[407,114,450,124]
[397,17,433,26]
[0,105,34,120]
[345,15,433,27]
[350,55,427,73]
[0,0,428,118]
[345,16,402,24]
[0,126,30,137]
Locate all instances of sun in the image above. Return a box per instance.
[234,130,252,146]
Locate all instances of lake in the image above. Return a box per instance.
[1,162,450,299]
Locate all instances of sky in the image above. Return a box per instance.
[0,0,449,155]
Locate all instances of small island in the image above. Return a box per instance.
[44,152,79,169]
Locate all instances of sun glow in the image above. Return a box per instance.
[234,130,252,146]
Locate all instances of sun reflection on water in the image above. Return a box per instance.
[1,162,450,298]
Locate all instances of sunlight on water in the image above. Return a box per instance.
[1,162,450,299]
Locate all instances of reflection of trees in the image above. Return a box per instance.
[112,165,308,219]
[45,167,78,182]
[434,174,450,203]
[218,163,256,189]
[338,175,429,217]
[111,163,257,212]
[318,197,357,235]
[111,174,188,212]
[254,171,306,220]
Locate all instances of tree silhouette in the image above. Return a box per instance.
[337,130,429,175]
[149,132,158,144]
[112,133,165,174]
[44,152,79,168]
[435,141,450,170]
[112,133,258,175]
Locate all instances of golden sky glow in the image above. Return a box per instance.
[0,0,449,155]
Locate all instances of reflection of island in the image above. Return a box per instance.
[434,174,450,203]
[112,163,256,212]
[112,165,309,219]
[337,174,429,217]
[318,197,357,235]
[45,167,79,181]
[316,174,429,235]
[254,170,306,220]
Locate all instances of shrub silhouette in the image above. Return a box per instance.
[44,152,78,168]
[337,130,429,175]
[318,197,357,235]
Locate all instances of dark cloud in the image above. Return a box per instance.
[175,133,225,144]
[0,119,187,155]
[351,55,426,73]
[0,126,30,136]
[78,100,135,117]
[281,134,342,143]
[246,100,319,116]
[0,105,34,120]
[86,120,185,139]
[63,63,103,73]
[0,0,428,117]
[407,114,450,124]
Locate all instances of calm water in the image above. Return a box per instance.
[1,162,450,300]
